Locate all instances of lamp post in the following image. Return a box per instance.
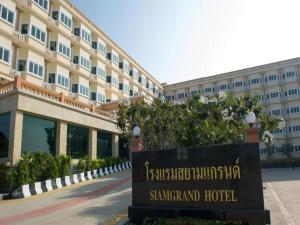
[129,126,144,161]
[245,112,259,144]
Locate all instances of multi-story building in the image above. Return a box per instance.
[164,57,300,159]
[0,0,163,164]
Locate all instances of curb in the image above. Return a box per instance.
[11,161,132,199]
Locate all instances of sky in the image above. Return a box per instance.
[71,0,300,84]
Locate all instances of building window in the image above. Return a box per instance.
[288,89,298,96]
[52,11,59,20]
[79,84,89,96]
[92,42,107,56]
[97,67,106,80]
[58,43,70,58]
[0,113,10,158]
[219,84,227,90]
[271,109,281,116]
[123,84,130,94]
[97,132,112,158]
[111,53,119,65]
[97,93,106,103]
[270,92,279,99]
[48,73,55,83]
[67,124,88,158]
[251,78,260,85]
[21,24,28,34]
[111,76,119,88]
[286,71,296,79]
[29,60,43,77]
[291,106,300,114]
[295,146,300,152]
[234,81,243,87]
[81,28,91,44]
[33,0,48,11]
[18,60,26,71]
[0,46,10,64]
[21,114,56,155]
[292,125,300,132]
[50,41,57,51]
[80,56,90,70]
[0,4,14,25]
[57,74,69,89]
[205,87,212,93]
[60,12,72,29]
[31,25,46,44]
[268,74,277,81]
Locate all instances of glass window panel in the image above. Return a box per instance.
[0,113,11,158]
[1,7,7,20]
[3,49,9,63]
[8,11,14,24]
[21,114,56,155]
[67,124,88,158]
[31,26,36,36]
[0,47,3,60]
[97,132,112,158]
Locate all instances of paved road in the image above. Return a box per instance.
[0,169,132,225]
[263,168,300,225]
[0,168,299,225]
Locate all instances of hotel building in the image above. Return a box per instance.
[0,0,163,165]
[164,58,300,159]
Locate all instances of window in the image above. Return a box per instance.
[58,43,70,58]
[79,84,89,96]
[271,109,281,116]
[21,114,56,155]
[251,78,260,85]
[57,74,69,89]
[50,41,57,51]
[178,93,185,99]
[235,81,243,87]
[60,12,72,29]
[48,73,55,83]
[111,76,119,87]
[73,56,79,64]
[97,132,112,158]
[270,92,279,99]
[21,24,28,34]
[81,28,91,44]
[111,53,119,65]
[67,124,88,158]
[295,146,300,152]
[123,84,130,94]
[288,89,298,96]
[286,71,296,78]
[18,60,26,71]
[31,25,46,44]
[205,87,212,93]
[0,46,10,64]
[292,125,300,132]
[80,56,90,70]
[0,113,10,158]
[97,67,106,80]
[219,84,227,90]
[29,60,43,77]
[92,42,107,56]
[0,4,14,25]
[33,0,48,11]
[97,93,106,103]
[291,106,300,114]
[268,74,277,81]
[52,11,59,20]
[74,28,80,36]
[141,77,147,87]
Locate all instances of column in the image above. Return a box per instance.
[56,121,67,156]
[8,110,23,165]
[112,134,119,157]
[89,128,97,160]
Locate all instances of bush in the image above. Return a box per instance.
[57,155,72,176]
[76,156,125,172]
[0,164,15,193]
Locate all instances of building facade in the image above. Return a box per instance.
[164,58,300,159]
[0,0,163,164]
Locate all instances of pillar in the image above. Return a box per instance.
[112,134,119,157]
[56,121,67,156]
[246,127,259,144]
[89,128,97,160]
[8,110,23,165]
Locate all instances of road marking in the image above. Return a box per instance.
[0,176,131,225]
[266,180,296,225]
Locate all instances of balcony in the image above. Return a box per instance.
[12,31,25,46]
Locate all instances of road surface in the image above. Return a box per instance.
[0,169,132,225]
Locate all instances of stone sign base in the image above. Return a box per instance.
[128,206,271,225]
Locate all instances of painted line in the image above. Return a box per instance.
[266,180,296,225]
[0,176,131,225]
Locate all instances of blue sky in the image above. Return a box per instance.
[71,0,300,84]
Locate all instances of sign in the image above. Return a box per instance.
[128,144,270,225]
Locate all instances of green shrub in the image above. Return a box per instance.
[0,164,15,193]
[91,160,100,170]
[14,156,31,187]
[57,155,72,176]
[77,158,87,173]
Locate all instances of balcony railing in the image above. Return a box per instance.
[0,77,116,122]
[13,31,25,42]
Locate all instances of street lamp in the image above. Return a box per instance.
[132,126,141,138]
[245,112,259,144]
[245,111,256,127]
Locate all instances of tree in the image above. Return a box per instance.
[117,93,283,151]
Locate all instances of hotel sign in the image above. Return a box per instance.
[129,144,270,225]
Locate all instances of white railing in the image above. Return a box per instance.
[13,31,25,42]
[9,69,21,78]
